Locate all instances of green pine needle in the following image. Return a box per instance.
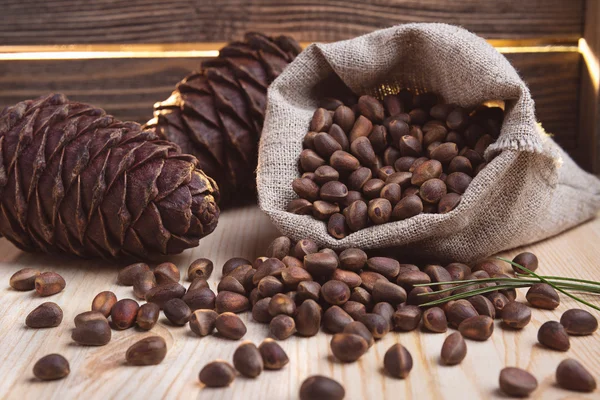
[414,257,600,312]
[496,257,600,312]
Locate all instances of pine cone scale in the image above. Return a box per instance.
[218,112,255,166]
[156,186,192,236]
[129,142,172,171]
[56,177,83,244]
[246,33,291,60]
[14,161,29,232]
[179,112,226,164]
[66,136,92,187]
[227,58,270,89]
[155,114,224,187]
[76,178,89,242]
[48,116,78,162]
[0,137,7,189]
[133,202,171,254]
[28,127,49,201]
[0,102,24,135]
[180,92,222,131]
[208,75,256,131]
[100,176,130,247]
[190,193,218,235]
[85,211,117,257]
[123,227,146,258]
[105,142,141,189]
[49,155,65,227]
[40,105,69,135]
[125,159,164,223]
[238,80,267,120]
[274,35,302,57]
[178,104,227,165]
[31,191,54,247]
[165,233,197,255]
[259,51,288,81]
[13,110,38,172]
[154,157,194,202]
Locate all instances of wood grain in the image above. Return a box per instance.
[508,51,581,149]
[579,0,600,172]
[0,0,585,45]
[0,205,599,399]
[0,57,201,123]
[0,51,582,156]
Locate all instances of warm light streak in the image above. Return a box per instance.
[579,38,600,91]
[0,41,585,61]
[0,50,219,60]
[493,45,578,53]
[0,43,225,60]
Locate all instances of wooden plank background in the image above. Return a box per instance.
[0,0,585,44]
[0,51,583,155]
[0,0,589,166]
[579,0,600,172]
[1,205,599,399]
[0,58,201,123]
[507,51,581,151]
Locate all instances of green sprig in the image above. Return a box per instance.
[496,257,600,312]
[414,257,600,311]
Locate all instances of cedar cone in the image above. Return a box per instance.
[146,32,301,203]
[0,94,220,259]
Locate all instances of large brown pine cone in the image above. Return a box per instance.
[0,94,220,259]
[146,32,301,203]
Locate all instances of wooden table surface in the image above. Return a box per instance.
[0,205,599,400]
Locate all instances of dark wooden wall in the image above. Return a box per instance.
[580,0,600,172]
[0,0,584,44]
[0,0,594,169]
[0,58,201,123]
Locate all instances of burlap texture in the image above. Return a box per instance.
[257,23,600,263]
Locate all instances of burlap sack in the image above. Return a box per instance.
[257,23,600,263]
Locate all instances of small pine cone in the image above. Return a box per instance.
[147,32,301,203]
[0,94,220,259]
